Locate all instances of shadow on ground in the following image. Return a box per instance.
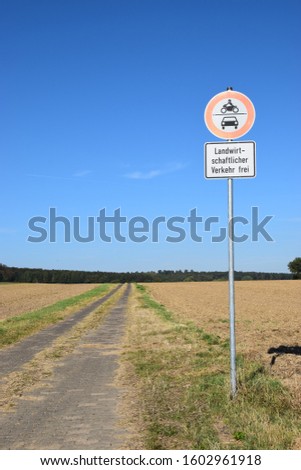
[268,345,301,366]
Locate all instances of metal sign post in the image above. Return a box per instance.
[228,176,237,398]
[204,88,256,398]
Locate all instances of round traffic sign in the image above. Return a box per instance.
[204,90,255,139]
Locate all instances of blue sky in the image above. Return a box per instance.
[0,0,300,273]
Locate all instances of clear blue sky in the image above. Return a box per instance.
[1,0,300,273]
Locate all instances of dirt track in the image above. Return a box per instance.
[0,285,131,450]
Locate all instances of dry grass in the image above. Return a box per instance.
[116,293,152,449]
[117,288,197,449]
[118,283,301,449]
[0,283,100,320]
[144,281,301,397]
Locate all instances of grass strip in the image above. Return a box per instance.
[0,285,125,410]
[0,284,112,348]
[127,284,301,450]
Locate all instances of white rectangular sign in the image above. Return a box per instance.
[204,141,256,179]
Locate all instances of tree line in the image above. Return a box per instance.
[0,263,293,284]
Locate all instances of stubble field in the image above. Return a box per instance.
[0,283,100,320]
[145,280,301,390]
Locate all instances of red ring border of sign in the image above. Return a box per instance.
[204,90,255,139]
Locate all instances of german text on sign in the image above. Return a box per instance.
[204,141,256,179]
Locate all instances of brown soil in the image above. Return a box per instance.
[0,283,100,320]
[144,281,301,394]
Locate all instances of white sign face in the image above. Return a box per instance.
[204,141,256,179]
[204,90,255,140]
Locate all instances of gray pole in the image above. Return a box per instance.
[226,85,237,398]
[228,177,237,398]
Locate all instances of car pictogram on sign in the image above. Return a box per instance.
[221,116,239,129]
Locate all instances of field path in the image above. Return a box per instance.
[0,284,121,375]
[0,284,131,449]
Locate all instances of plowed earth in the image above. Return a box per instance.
[0,283,100,320]
[145,281,301,395]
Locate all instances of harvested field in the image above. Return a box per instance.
[144,281,301,392]
[0,283,100,320]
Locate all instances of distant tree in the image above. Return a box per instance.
[288,257,301,279]
[184,276,194,282]
[241,275,253,281]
